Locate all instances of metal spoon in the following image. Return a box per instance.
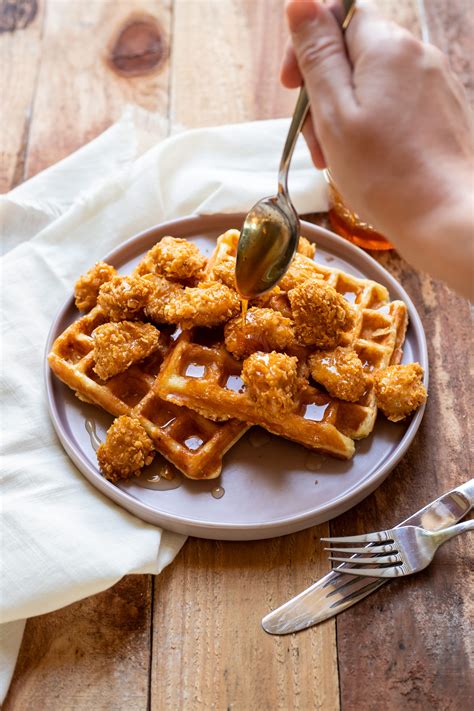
[235,0,356,299]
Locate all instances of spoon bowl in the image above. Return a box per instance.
[235,192,299,299]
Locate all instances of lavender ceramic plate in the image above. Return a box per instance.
[45,214,428,540]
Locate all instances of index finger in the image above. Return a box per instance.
[280,41,303,88]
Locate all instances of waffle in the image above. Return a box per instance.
[155,232,409,459]
[48,306,248,479]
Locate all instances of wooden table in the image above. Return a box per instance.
[2,1,472,708]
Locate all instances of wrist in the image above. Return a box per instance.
[396,180,474,300]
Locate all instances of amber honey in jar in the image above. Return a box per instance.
[325,170,394,251]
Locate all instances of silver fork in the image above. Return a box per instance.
[322,519,474,577]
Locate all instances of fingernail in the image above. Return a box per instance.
[286,0,320,32]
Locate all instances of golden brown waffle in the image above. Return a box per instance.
[156,328,355,458]
[155,232,409,459]
[48,306,248,480]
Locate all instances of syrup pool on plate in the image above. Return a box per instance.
[135,463,184,491]
[249,429,271,448]
[305,453,322,471]
[211,486,225,499]
[85,418,102,451]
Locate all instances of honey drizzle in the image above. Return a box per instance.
[241,298,248,332]
[85,418,102,452]
[211,486,225,499]
[134,466,183,491]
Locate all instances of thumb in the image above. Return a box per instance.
[286,0,355,126]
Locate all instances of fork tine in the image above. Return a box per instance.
[323,544,394,554]
[321,531,391,544]
[328,554,401,565]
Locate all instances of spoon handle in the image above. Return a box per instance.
[278,86,309,195]
[277,0,356,195]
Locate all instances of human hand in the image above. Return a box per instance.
[281,1,474,298]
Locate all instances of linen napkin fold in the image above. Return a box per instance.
[0,106,327,700]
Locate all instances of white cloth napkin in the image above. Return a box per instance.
[0,106,327,700]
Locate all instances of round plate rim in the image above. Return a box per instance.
[45,213,428,540]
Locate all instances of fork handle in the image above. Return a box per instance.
[431,519,474,547]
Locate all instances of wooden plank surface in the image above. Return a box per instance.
[5,577,153,711]
[171,0,297,126]
[25,0,172,179]
[0,0,45,191]
[151,536,339,711]
[3,0,472,709]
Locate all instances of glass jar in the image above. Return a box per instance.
[325,170,394,251]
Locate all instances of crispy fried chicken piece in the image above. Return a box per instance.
[209,254,236,289]
[253,289,293,319]
[165,280,240,329]
[374,363,427,422]
[135,236,206,281]
[241,351,299,415]
[74,262,117,312]
[97,416,155,482]
[309,347,367,402]
[221,229,240,251]
[97,275,153,321]
[278,253,323,291]
[142,274,184,324]
[297,236,316,259]
[224,307,295,360]
[288,280,355,348]
[92,321,161,380]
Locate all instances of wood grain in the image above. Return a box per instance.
[0,0,44,192]
[4,576,153,711]
[25,0,172,179]
[170,0,297,127]
[151,533,339,711]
